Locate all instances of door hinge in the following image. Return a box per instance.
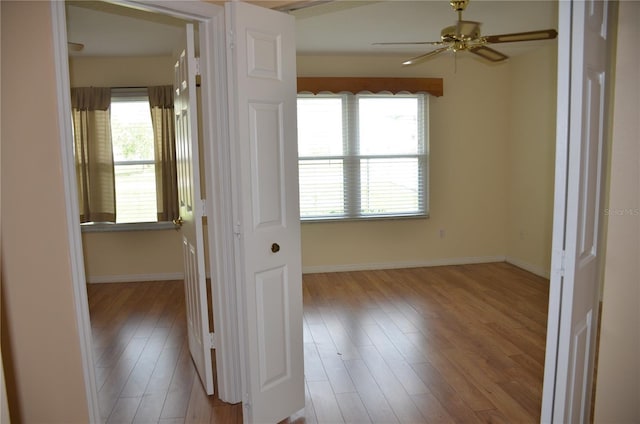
[194,57,201,76]
[234,221,242,237]
[209,332,216,349]
[554,249,566,277]
[201,200,207,218]
[243,393,250,409]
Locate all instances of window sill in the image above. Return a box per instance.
[301,213,429,223]
[80,221,177,233]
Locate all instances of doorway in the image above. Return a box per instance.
[54,1,242,420]
[66,2,190,285]
[66,2,215,419]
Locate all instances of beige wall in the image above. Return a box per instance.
[297,49,556,273]
[506,45,557,276]
[69,55,176,87]
[1,2,89,421]
[74,39,558,280]
[69,56,185,281]
[594,1,640,421]
[82,230,183,281]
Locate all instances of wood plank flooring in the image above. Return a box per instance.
[88,262,549,423]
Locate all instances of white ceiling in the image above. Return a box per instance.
[66,2,187,57]
[66,0,558,59]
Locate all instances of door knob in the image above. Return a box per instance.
[173,216,184,228]
[271,243,280,253]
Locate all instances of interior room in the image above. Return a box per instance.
[2,0,638,423]
[65,0,557,421]
[73,0,556,282]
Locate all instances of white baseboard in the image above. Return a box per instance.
[87,257,548,282]
[302,255,507,274]
[87,272,184,284]
[505,256,550,279]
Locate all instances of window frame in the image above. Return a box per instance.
[81,88,174,231]
[111,90,159,225]
[297,91,429,222]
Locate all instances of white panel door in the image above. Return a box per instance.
[225,2,304,423]
[175,23,214,395]
[542,0,612,422]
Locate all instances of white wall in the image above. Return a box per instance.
[594,1,640,421]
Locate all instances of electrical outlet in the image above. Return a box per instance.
[439,229,446,239]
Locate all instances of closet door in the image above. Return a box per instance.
[542,0,614,421]
[226,2,304,422]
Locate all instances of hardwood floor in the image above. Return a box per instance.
[88,262,549,423]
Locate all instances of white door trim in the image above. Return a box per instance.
[49,1,242,420]
[50,3,101,421]
[541,1,572,421]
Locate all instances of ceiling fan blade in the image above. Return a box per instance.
[67,42,84,52]
[484,29,558,44]
[274,0,333,13]
[281,1,373,19]
[373,41,444,46]
[456,20,481,39]
[402,46,450,66]
[469,45,509,62]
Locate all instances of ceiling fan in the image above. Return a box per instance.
[374,0,558,65]
[68,42,84,52]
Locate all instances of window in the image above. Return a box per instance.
[297,92,428,221]
[110,92,158,223]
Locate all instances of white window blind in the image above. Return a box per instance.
[297,92,429,221]
[110,92,158,223]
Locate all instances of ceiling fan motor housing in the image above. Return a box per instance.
[441,23,481,42]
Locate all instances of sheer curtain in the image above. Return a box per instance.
[71,87,116,223]
[148,85,179,222]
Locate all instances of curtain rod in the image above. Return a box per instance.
[111,86,148,90]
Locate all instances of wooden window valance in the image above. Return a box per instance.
[297,77,443,97]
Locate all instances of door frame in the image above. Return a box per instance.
[50,1,241,420]
[52,0,613,422]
